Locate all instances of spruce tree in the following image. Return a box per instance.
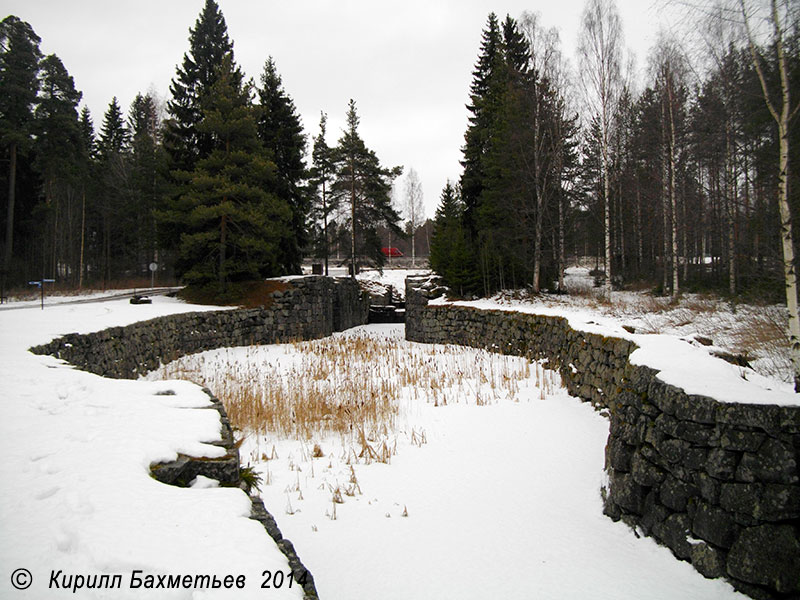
[78,106,96,159]
[256,57,307,273]
[129,93,166,271]
[164,55,292,291]
[164,0,240,172]
[97,97,131,283]
[0,15,41,290]
[460,13,501,235]
[331,100,402,275]
[429,181,474,296]
[76,105,95,287]
[98,97,129,159]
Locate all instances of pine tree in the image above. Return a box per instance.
[309,112,336,275]
[0,15,41,290]
[256,57,307,273]
[164,0,240,172]
[331,100,402,275]
[35,54,83,185]
[34,53,83,283]
[165,54,292,291]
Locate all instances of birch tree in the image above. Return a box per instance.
[403,167,425,266]
[739,0,800,389]
[578,0,624,296]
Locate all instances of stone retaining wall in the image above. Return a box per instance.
[31,276,369,600]
[31,276,368,379]
[406,277,800,600]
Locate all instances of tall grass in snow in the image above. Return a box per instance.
[150,330,559,443]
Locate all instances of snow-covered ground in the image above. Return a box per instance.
[430,266,797,405]
[149,325,745,600]
[0,297,301,599]
[3,270,788,599]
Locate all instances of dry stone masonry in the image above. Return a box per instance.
[31,276,369,600]
[406,276,800,600]
[32,276,367,379]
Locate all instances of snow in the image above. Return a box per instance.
[430,268,799,407]
[0,273,772,599]
[299,265,431,299]
[0,297,301,599]
[0,287,180,309]
[150,324,745,600]
[356,268,430,298]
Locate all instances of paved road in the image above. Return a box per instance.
[0,287,183,311]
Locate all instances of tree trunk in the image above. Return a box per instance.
[636,181,643,274]
[742,0,800,389]
[79,189,86,289]
[219,213,227,286]
[350,157,357,278]
[661,100,670,294]
[322,178,329,276]
[725,122,736,295]
[669,84,679,298]
[602,136,612,297]
[558,192,565,291]
[3,142,18,292]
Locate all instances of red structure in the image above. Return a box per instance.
[381,247,403,258]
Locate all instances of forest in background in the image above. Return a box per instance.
[0,0,798,305]
[0,0,404,301]
[430,3,799,305]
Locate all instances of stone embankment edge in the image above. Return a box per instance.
[405,276,800,600]
[30,276,370,600]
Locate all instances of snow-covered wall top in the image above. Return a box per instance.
[405,277,800,600]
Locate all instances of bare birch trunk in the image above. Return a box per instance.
[558,193,565,291]
[669,85,679,298]
[741,0,800,389]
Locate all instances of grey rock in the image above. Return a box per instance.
[706,448,739,480]
[727,524,800,594]
[692,501,740,549]
[736,438,798,484]
[653,513,693,560]
[690,542,726,579]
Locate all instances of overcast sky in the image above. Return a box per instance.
[4,0,670,219]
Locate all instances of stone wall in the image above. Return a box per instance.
[406,277,800,600]
[30,275,368,600]
[31,276,368,379]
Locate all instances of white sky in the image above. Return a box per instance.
[3,0,672,219]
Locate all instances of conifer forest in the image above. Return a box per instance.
[1,0,798,308]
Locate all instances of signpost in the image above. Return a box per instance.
[149,262,157,289]
[28,278,55,310]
